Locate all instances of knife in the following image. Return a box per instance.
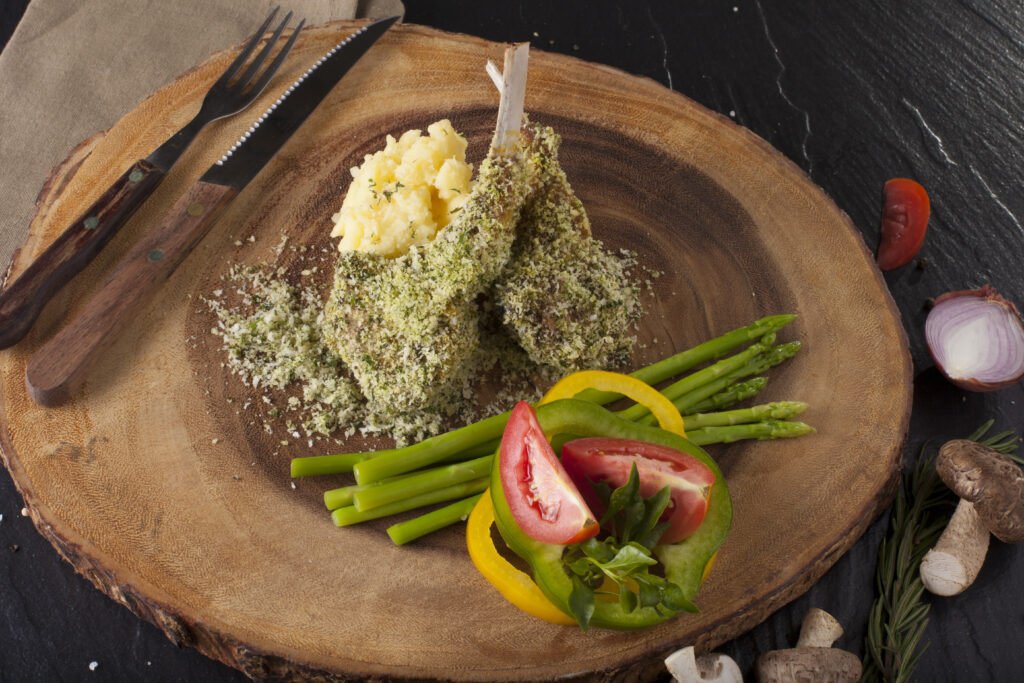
[25,15,400,407]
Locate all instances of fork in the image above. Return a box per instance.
[0,7,304,349]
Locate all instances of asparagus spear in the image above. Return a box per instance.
[354,455,493,511]
[672,341,800,416]
[325,484,360,510]
[331,478,489,526]
[614,335,773,423]
[324,470,421,510]
[634,339,802,421]
[687,420,815,444]
[617,337,800,423]
[292,411,508,479]
[685,376,768,414]
[575,314,795,404]
[387,494,483,545]
[678,401,807,429]
[293,450,379,478]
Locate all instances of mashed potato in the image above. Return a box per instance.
[330,120,473,256]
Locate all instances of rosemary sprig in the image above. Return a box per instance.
[862,420,1019,682]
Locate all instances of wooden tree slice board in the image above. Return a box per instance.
[0,21,911,681]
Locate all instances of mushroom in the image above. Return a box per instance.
[755,608,861,683]
[665,646,743,682]
[919,439,1024,596]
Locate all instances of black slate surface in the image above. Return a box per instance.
[3,1,1024,680]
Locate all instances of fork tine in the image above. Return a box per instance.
[215,6,280,88]
[235,10,294,91]
[245,18,305,97]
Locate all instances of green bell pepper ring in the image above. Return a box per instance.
[490,398,733,630]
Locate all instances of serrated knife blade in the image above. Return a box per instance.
[204,15,398,191]
[26,16,399,406]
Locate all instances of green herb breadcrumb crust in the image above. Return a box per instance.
[495,126,640,371]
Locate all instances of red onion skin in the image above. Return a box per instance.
[933,285,1022,314]
[926,286,1024,391]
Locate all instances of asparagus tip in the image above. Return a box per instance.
[769,401,809,418]
[767,420,815,438]
[758,313,797,330]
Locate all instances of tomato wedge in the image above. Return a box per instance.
[499,401,599,545]
[878,178,930,271]
[561,438,714,545]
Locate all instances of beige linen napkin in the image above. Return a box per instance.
[0,0,403,269]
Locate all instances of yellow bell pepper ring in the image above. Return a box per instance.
[540,370,686,437]
[466,489,576,625]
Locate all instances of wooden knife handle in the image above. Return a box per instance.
[0,159,165,349]
[25,180,237,406]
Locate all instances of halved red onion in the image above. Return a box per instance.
[925,286,1024,391]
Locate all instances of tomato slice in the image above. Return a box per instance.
[561,438,714,545]
[499,401,599,545]
[877,178,930,271]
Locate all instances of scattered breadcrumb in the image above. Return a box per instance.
[204,263,365,438]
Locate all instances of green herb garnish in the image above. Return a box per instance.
[562,464,696,630]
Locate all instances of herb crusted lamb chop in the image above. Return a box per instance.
[494,127,640,373]
[322,45,540,426]
[322,44,641,436]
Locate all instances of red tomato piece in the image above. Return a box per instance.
[498,402,599,545]
[878,178,930,271]
[561,438,715,545]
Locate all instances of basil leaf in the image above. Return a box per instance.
[619,584,638,613]
[605,463,640,526]
[639,520,672,550]
[661,582,700,614]
[569,575,596,631]
[566,460,703,622]
[638,486,671,540]
[600,543,657,575]
[580,537,615,563]
[637,577,662,608]
[590,477,612,510]
[620,498,647,544]
[567,557,594,577]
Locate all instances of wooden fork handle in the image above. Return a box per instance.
[0,159,165,349]
[25,180,237,406]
